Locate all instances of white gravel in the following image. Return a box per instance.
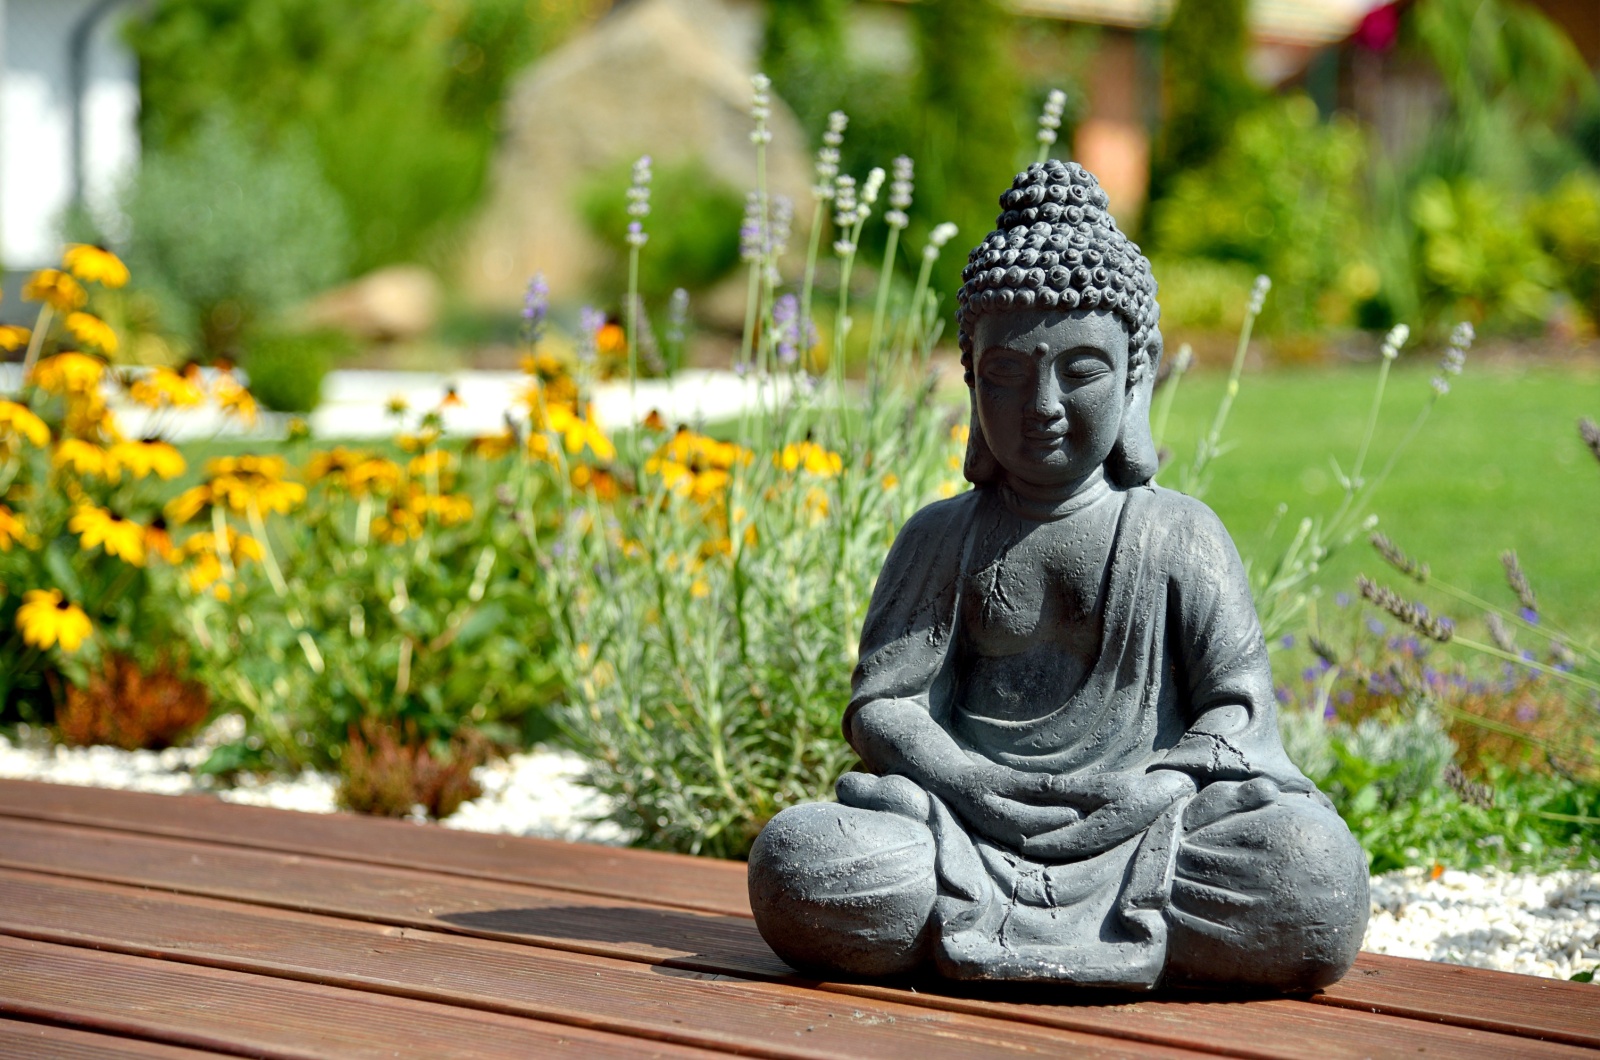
[1,722,1595,982]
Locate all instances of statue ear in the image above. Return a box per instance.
[963,386,1000,484]
[1106,331,1161,488]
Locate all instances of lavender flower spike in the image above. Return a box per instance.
[813,111,848,200]
[750,74,773,145]
[521,273,549,345]
[1037,89,1067,148]
[886,156,913,230]
[1431,320,1474,395]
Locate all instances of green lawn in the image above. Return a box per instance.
[1153,359,1600,636]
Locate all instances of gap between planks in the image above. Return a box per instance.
[2,820,1595,1057]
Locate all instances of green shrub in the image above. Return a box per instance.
[1147,95,1368,333]
[126,0,583,275]
[124,114,350,359]
[242,330,350,414]
[579,157,746,303]
[1408,177,1559,331]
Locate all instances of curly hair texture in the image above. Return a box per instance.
[957,160,1163,488]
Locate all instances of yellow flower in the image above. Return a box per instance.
[186,551,227,595]
[144,516,182,563]
[407,448,453,480]
[776,439,843,477]
[372,499,425,544]
[570,464,621,500]
[690,579,710,599]
[0,325,31,352]
[385,395,410,417]
[179,455,305,516]
[165,485,213,524]
[62,244,129,288]
[64,312,118,354]
[63,391,119,442]
[410,490,474,526]
[214,377,258,424]
[0,505,32,550]
[183,526,263,565]
[70,506,146,565]
[54,438,118,479]
[306,448,399,496]
[950,423,970,445]
[0,401,50,447]
[22,269,87,311]
[466,430,516,460]
[803,485,831,523]
[16,589,93,652]
[938,480,962,498]
[881,473,900,490]
[543,402,616,462]
[129,367,203,409]
[31,351,104,395]
[110,439,185,480]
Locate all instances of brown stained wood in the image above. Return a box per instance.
[0,778,750,915]
[4,824,1590,1060]
[1319,952,1600,1045]
[0,1020,235,1059]
[0,870,1200,1060]
[0,936,726,1060]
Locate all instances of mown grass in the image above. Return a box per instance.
[1154,359,1600,635]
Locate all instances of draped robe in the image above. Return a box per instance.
[751,482,1366,990]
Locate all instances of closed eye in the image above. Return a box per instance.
[1058,353,1111,381]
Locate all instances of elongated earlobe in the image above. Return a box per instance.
[1106,333,1162,488]
[963,386,1001,484]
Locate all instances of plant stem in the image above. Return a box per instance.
[1186,289,1263,494]
[1451,635,1600,695]
[1349,350,1393,491]
[798,199,825,367]
[626,244,641,421]
[20,304,53,383]
[1150,343,1190,455]
[867,225,900,371]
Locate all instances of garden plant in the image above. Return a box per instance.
[1,75,1596,883]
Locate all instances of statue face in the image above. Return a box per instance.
[972,308,1132,496]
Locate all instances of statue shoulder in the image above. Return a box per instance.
[1135,485,1244,572]
[894,489,986,548]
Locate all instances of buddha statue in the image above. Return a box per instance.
[747,160,1369,993]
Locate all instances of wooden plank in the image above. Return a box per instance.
[0,870,1202,1060]
[0,936,727,1060]
[1317,952,1600,1044]
[0,1020,235,1060]
[0,778,749,915]
[4,822,1588,1060]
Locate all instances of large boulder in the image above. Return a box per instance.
[461,0,813,307]
[301,264,442,342]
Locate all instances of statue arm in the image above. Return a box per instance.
[1154,497,1311,789]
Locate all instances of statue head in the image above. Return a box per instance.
[956,160,1161,491]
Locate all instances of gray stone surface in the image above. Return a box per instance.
[748,161,1369,993]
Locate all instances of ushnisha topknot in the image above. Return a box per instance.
[956,160,1159,376]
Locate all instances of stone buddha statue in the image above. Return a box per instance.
[747,160,1368,993]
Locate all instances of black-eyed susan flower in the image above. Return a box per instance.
[411,490,473,525]
[465,430,515,460]
[64,312,118,355]
[0,505,31,551]
[0,325,30,353]
[143,516,182,563]
[642,409,668,432]
[385,394,410,418]
[0,400,50,448]
[183,526,263,565]
[200,455,306,515]
[440,384,463,408]
[543,402,616,461]
[129,367,203,409]
[22,269,87,311]
[570,464,621,501]
[16,589,93,652]
[371,498,425,544]
[62,244,129,288]
[31,351,104,395]
[109,438,185,480]
[776,439,843,477]
[213,377,258,424]
[406,448,453,480]
[70,505,146,565]
[596,322,626,356]
[53,438,118,479]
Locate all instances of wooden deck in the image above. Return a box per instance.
[0,778,1594,1059]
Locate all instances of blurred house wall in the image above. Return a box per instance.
[0,0,137,276]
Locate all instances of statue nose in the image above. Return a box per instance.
[1031,373,1065,420]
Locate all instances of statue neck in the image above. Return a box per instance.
[999,468,1111,521]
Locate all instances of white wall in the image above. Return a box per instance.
[0,0,139,270]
